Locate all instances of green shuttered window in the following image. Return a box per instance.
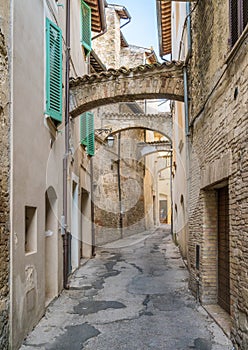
[81,1,92,56]
[46,18,62,123]
[80,112,95,156]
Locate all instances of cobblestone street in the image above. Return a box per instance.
[20,226,233,350]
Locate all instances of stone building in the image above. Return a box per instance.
[0,1,10,348]
[157,0,248,348]
[92,3,171,244]
[0,0,106,348]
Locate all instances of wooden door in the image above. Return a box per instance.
[217,187,230,313]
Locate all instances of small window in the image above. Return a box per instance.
[196,244,200,270]
[229,0,248,47]
[81,1,92,56]
[80,112,95,156]
[25,206,37,254]
[46,18,63,124]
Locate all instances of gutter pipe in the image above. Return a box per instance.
[117,133,123,238]
[183,2,191,137]
[120,7,131,29]
[90,158,96,255]
[62,0,70,290]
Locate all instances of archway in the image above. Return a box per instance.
[93,126,172,244]
[69,61,184,117]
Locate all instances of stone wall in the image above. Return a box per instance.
[188,1,248,347]
[0,3,10,348]
[93,128,146,245]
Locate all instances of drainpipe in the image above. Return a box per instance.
[62,0,70,290]
[183,2,192,137]
[117,133,123,238]
[120,7,131,29]
[170,149,173,236]
[90,157,96,256]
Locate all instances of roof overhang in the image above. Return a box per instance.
[156,0,172,57]
[85,0,106,33]
[108,4,131,20]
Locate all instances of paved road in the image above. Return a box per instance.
[21,226,233,350]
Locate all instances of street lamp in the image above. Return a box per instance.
[107,135,115,148]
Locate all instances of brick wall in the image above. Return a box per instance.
[0,14,10,349]
[188,1,248,347]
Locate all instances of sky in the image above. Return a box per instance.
[111,0,159,57]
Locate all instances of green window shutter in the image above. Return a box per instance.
[87,112,95,156]
[80,112,95,156]
[46,18,62,123]
[80,113,88,146]
[81,1,92,56]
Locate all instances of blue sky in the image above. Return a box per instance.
[111,0,159,56]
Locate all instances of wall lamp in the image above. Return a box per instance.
[106,135,115,148]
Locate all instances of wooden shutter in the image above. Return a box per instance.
[81,1,92,56]
[46,18,63,123]
[80,113,88,146]
[242,0,248,30]
[80,112,95,156]
[230,0,239,47]
[87,112,95,156]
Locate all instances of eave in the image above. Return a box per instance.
[84,0,106,33]
[156,0,172,56]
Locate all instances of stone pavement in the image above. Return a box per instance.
[20,226,233,350]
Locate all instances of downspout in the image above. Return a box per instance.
[170,148,173,236]
[117,133,123,238]
[120,7,131,29]
[90,157,96,256]
[183,2,191,137]
[62,0,70,289]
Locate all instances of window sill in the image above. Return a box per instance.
[25,251,37,257]
[225,24,248,66]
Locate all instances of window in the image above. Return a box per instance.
[230,0,248,47]
[46,18,63,124]
[81,1,92,56]
[25,206,37,254]
[80,112,95,156]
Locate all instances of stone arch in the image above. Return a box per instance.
[99,113,173,142]
[70,61,184,117]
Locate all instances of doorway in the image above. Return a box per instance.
[217,186,230,313]
[81,188,92,258]
[45,187,58,305]
[71,181,79,271]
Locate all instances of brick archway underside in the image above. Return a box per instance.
[69,61,184,117]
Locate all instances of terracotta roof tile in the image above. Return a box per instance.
[70,61,184,86]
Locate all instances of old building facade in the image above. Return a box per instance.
[0,0,106,348]
[0,1,10,348]
[157,0,248,348]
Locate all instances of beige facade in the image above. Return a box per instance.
[0,0,102,348]
[170,2,189,259]
[0,1,10,347]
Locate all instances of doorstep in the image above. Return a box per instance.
[203,304,232,337]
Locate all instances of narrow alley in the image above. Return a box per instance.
[21,226,232,350]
